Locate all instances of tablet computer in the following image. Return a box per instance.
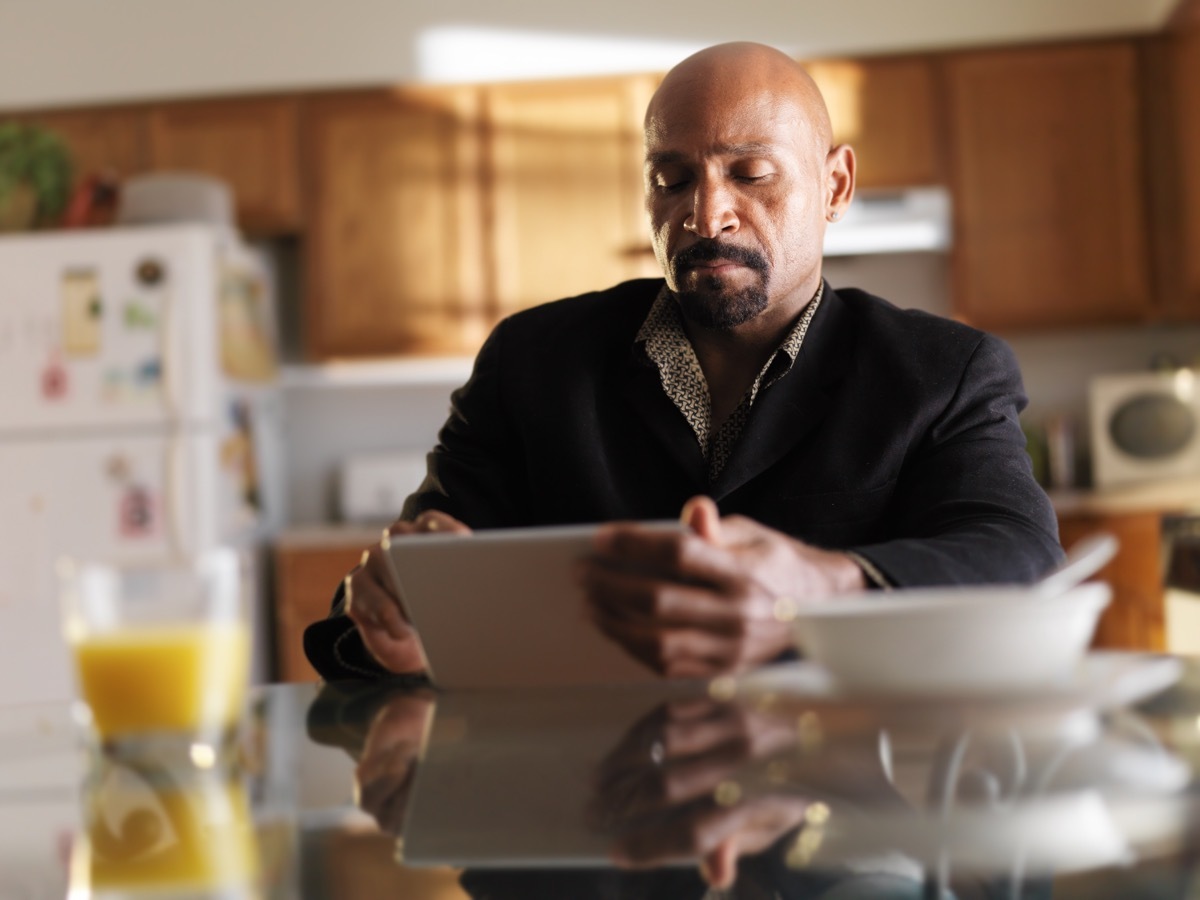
[382,522,680,690]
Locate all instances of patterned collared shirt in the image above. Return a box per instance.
[636,281,824,482]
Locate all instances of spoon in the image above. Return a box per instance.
[1033,532,1119,598]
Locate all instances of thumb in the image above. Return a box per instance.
[699,836,740,888]
[681,495,722,544]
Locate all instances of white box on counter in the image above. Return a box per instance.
[339,451,428,523]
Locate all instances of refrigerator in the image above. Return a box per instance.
[0,223,285,707]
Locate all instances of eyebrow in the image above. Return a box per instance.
[646,142,779,167]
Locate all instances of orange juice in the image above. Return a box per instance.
[72,623,250,740]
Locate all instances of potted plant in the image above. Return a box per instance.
[0,122,73,231]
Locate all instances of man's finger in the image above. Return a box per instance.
[594,526,751,592]
[412,510,471,534]
[581,563,751,630]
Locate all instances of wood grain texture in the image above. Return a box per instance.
[302,87,489,358]
[1058,511,1164,651]
[806,55,945,189]
[945,42,1150,332]
[484,74,661,316]
[272,543,365,682]
[17,105,149,186]
[147,95,302,234]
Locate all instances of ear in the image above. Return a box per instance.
[825,143,856,222]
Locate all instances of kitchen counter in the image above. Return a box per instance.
[1048,476,1200,517]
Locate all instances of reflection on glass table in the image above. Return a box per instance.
[2,655,1200,898]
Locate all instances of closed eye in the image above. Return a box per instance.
[654,177,691,193]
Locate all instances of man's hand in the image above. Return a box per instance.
[579,496,865,679]
[344,510,470,674]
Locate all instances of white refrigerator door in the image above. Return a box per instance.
[0,429,219,707]
[0,225,224,434]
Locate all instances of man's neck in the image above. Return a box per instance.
[681,281,821,427]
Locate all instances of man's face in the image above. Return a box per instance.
[644,84,830,331]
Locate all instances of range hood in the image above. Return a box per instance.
[823,186,951,256]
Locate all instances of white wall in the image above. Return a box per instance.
[283,382,458,525]
[0,0,1176,110]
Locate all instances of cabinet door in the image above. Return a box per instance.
[147,96,302,234]
[272,543,365,683]
[946,43,1149,331]
[1057,511,1164,651]
[805,56,944,189]
[1163,28,1200,318]
[303,88,488,359]
[17,106,149,187]
[485,75,660,317]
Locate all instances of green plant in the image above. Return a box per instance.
[0,122,73,225]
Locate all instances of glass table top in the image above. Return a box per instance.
[4,652,1200,899]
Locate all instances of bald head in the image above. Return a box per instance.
[646,42,833,155]
[641,41,855,335]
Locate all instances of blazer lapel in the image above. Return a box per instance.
[619,349,709,486]
[709,286,856,501]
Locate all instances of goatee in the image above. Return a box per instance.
[670,242,770,330]
[676,280,769,329]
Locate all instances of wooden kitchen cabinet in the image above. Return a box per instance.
[945,42,1150,332]
[302,87,490,359]
[147,95,303,234]
[1057,510,1165,651]
[1143,22,1200,321]
[805,55,944,189]
[273,538,368,683]
[484,75,661,316]
[15,105,150,188]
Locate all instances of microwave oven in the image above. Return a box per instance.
[1089,369,1200,488]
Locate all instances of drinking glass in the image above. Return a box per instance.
[59,547,252,765]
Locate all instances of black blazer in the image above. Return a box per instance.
[305,280,1063,680]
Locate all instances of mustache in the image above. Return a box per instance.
[672,241,768,275]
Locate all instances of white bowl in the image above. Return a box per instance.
[790,581,1112,696]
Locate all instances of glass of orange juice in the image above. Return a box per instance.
[59,548,251,764]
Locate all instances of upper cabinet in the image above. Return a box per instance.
[805,56,944,189]
[1144,23,1200,320]
[1176,29,1200,316]
[944,42,1150,332]
[18,106,150,186]
[8,96,302,235]
[483,75,661,317]
[147,96,303,234]
[301,87,489,359]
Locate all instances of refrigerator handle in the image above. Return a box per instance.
[160,287,183,420]
[165,434,187,560]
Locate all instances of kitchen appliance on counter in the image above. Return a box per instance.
[1090,369,1200,488]
[0,224,285,706]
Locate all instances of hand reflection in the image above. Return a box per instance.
[589,697,808,889]
[353,690,435,835]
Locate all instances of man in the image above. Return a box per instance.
[304,42,1063,682]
